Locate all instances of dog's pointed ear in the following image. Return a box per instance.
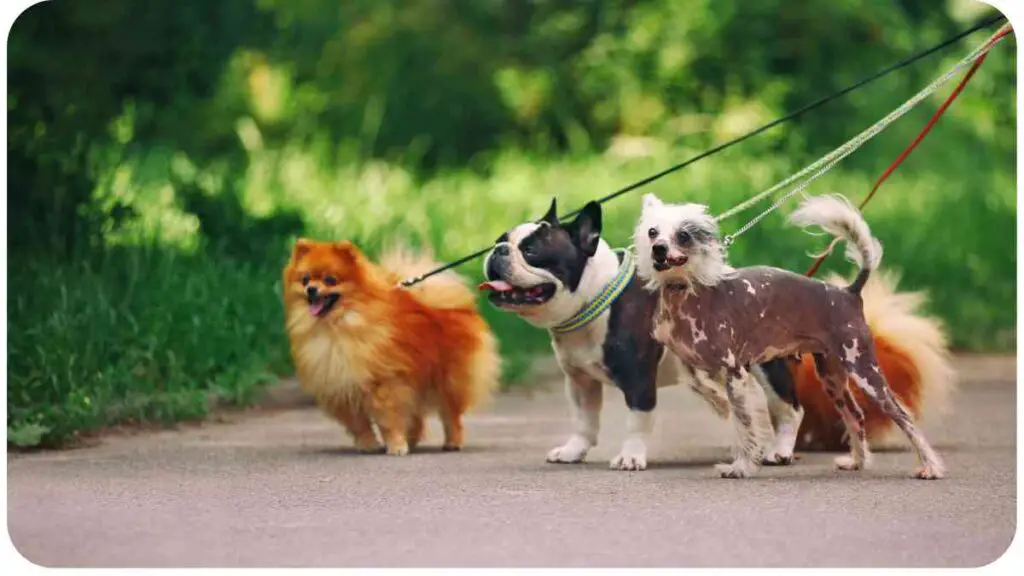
[540,197,559,226]
[572,201,602,257]
[292,237,313,259]
[332,240,363,264]
[642,193,664,213]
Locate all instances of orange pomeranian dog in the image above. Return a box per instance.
[282,239,500,455]
[793,269,956,452]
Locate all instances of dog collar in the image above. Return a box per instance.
[551,248,635,335]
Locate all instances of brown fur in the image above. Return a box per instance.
[282,239,500,455]
[794,270,955,451]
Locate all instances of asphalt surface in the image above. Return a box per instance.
[7,356,1017,568]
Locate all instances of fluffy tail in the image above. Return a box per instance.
[789,194,882,295]
[794,270,956,451]
[380,244,477,310]
[382,244,500,410]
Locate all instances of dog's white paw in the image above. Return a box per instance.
[715,458,758,479]
[763,422,798,466]
[914,462,945,480]
[762,450,794,466]
[385,443,410,456]
[546,435,591,464]
[609,438,648,471]
[833,454,864,471]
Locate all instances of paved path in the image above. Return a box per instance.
[7,356,1017,567]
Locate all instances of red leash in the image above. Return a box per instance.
[804,25,1013,278]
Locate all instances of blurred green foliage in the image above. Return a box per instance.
[6,0,1015,447]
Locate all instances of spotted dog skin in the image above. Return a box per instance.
[640,193,945,480]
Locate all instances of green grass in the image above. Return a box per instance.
[7,114,1015,447]
[7,245,291,447]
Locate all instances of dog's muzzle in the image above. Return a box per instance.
[479,246,556,307]
[486,246,509,281]
[652,243,687,271]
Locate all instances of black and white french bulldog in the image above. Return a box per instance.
[480,198,803,470]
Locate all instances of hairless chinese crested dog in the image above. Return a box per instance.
[633,193,945,480]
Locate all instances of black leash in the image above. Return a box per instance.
[400,14,1006,287]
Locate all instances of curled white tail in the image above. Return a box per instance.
[789,194,882,293]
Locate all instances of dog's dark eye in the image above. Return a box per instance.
[676,230,692,244]
[647,227,658,239]
[301,274,311,286]
[323,275,338,287]
[523,246,535,258]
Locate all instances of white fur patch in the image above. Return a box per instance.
[341,309,364,326]
[743,279,756,295]
[687,316,707,344]
[849,373,878,399]
[843,338,861,364]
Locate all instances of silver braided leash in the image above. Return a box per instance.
[718,23,1011,248]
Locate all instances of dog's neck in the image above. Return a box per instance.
[575,240,621,305]
[680,246,735,288]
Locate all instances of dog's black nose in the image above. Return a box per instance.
[652,244,668,260]
[486,254,503,280]
[494,244,510,256]
[306,286,319,300]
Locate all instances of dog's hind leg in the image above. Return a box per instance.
[812,353,871,471]
[755,363,804,466]
[754,361,803,465]
[438,399,465,452]
[843,337,945,479]
[547,373,603,464]
[715,367,773,479]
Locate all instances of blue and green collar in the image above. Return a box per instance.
[551,248,635,335]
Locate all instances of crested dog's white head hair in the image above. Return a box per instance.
[633,193,734,290]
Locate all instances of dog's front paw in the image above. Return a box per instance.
[546,435,591,464]
[354,435,384,454]
[715,459,758,479]
[385,442,410,456]
[833,454,867,471]
[610,439,648,471]
[762,451,794,466]
[914,462,945,480]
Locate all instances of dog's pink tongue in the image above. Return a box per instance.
[478,280,513,292]
[309,300,326,317]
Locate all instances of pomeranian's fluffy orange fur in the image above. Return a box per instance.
[282,239,500,455]
[793,269,955,451]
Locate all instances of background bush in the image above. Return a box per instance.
[5,0,1015,447]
